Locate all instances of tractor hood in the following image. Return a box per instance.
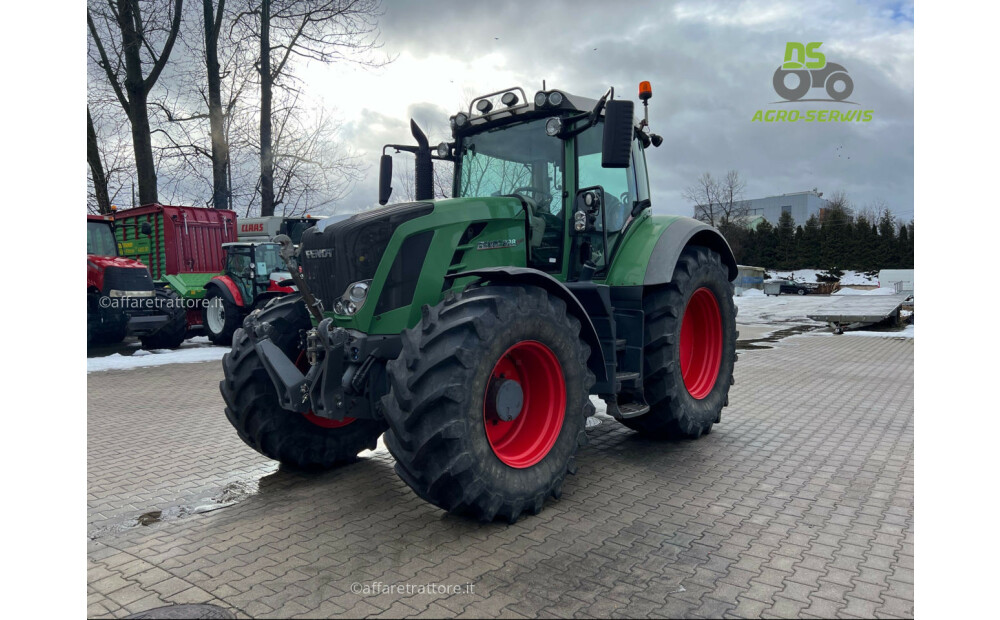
[87,255,150,271]
[298,197,527,319]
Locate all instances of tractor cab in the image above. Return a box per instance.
[222,242,292,303]
[378,85,662,284]
[86,214,180,347]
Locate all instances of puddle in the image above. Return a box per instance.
[89,478,267,540]
[736,324,822,350]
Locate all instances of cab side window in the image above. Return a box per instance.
[576,126,636,234]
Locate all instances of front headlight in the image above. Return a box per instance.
[348,281,369,303]
[109,289,156,298]
[336,280,371,316]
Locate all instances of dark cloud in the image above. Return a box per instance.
[334,0,912,220]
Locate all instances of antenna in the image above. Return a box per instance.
[542,79,546,90]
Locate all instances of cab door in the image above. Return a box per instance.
[570,125,642,280]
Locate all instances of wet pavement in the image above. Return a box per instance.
[88,328,914,619]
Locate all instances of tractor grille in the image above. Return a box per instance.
[102,266,154,294]
[299,202,434,312]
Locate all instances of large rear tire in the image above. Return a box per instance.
[382,284,595,523]
[620,246,737,438]
[139,288,188,349]
[204,288,243,346]
[220,295,386,468]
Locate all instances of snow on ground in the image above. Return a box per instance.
[769,269,877,286]
[88,337,227,373]
[832,286,899,296]
[734,294,831,327]
[812,325,914,339]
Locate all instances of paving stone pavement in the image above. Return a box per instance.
[87,332,914,618]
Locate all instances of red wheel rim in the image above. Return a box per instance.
[295,352,355,428]
[483,341,566,469]
[679,287,723,400]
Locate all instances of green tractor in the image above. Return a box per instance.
[221,83,738,522]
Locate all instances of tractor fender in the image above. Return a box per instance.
[643,219,738,285]
[205,276,245,307]
[252,290,287,310]
[447,267,608,385]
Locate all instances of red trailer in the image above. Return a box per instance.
[114,204,238,330]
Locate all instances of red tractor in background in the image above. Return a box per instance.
[87,215,187,348]
[202,241,296,345]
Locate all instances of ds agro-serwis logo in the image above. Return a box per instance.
[752,42,874,123]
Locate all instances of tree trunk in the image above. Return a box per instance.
[259,0,275,216]
[118,0,159,205]
[87,108,113,215]
[204,0,230,209]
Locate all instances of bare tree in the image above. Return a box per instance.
[717,170,749,224]
[87,0,184,205]
[684,172,720,226]
[87,108,113,214]
[239,0,386,215]
[685,170,749,227]
[87,91,140,212]
[204,0,229,208]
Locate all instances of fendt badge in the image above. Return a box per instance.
[304,248,334,259]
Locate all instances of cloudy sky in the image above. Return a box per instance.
[297,0,913,221]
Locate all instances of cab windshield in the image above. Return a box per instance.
[455,120,564,216]
[227,244,286,278]
[87,221,118,257]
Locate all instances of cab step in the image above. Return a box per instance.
[604,396,650,420]
[615,338,627,351]
[614,371,641,392]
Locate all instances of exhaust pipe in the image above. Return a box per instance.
[410,119,433,201]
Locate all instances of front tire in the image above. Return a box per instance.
[204,288,243,346]
[382,284,595,523]
[220,295,386,468]
[621,246,737,438]
[139,288,188,349]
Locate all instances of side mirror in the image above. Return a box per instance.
[602,99,634,168]
[140,221,152,236]
[378,154,393,205]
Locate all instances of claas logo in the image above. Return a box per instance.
[241,223,265,232]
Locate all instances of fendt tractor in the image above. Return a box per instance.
[202,241,297,345]
[87,214,187,348]
[221,83,738,522]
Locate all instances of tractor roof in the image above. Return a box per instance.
[453,86,634,136]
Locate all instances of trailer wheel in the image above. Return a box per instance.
[204,288,243,346]
[220,295,386,468]
[621,246,737,438]
[139,288,187,349]
[382,284,594,523]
